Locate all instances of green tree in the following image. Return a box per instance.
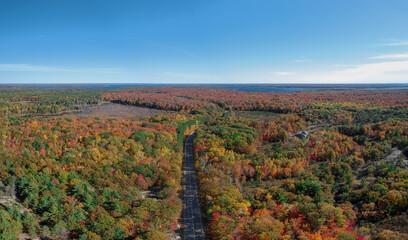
[129,131,149,143]
[336,232,355,240]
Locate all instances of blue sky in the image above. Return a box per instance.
[1,0,408,84]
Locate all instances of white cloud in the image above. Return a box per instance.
[0,64,73,72]
[273,71,296,76]
[376,39,408,47]
[331,64,357,68]
[335,61,408,75]
[294,59,311,63]
[0,64,122,73]
[370,53,408,60]
[247,61,408,84]
[382,41,408,46]
[86,68,123,74]
[319,61,408,83]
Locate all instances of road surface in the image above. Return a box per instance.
[183,132,205,240]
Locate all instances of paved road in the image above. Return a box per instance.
[183,132,205,240]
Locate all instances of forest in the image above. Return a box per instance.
[0,86,408,240]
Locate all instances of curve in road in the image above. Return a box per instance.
[183,132,205,240]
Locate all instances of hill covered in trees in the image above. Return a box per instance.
[1,86,408,240]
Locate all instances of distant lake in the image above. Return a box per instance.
[10,83,408,93]
[221,84,408,92]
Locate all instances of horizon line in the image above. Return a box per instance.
[1,83,408,85]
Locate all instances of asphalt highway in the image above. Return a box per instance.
[183,132,205,240]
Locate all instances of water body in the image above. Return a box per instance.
[7,83,408,93]
[221,84,408,92]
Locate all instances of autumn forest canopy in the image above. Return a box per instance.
[0,86,408,240]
